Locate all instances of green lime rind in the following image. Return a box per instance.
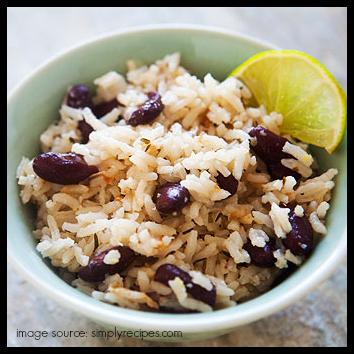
[229,49,347,153]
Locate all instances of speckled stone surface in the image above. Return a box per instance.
[7,7,347,347]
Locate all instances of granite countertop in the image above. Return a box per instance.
[7,7,347,347]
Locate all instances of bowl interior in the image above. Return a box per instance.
[7,26,347,333]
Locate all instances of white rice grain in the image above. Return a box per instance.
[317,201,330,219]
[309,212,327,234]
[103,249,121,265]
[282,142,313,167]
[269,203,291,238]
[248,228,269,247]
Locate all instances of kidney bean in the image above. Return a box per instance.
[267,161,301,181]
[33,152,98,185]
[78,246,136,282]
[78,120,94,144]
[65,84,93,143]
[249,126,291,164]
[283,208,313,256]
[66,84,93,109]
[77,99,123,143]
[216,173,238,197]
[249,126,302,180]
[127,92,164,126]
[153,183,190,215]
[154,264,216,307]
[92,98,120,118]
[66,83,120,143]
[243,238,277,267]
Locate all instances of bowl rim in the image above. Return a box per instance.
[7,23,347,333]
[7,23,280,102]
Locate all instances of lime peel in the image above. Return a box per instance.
[229,49,347,153]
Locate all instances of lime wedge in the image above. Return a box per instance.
[230,50,346,153]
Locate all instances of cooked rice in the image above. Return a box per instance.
[294,205,304,217]
[317,201,330,219]
[282,141,314,167]
[16,53,337,313]
[309,212,327,235]
[103,249,121,265]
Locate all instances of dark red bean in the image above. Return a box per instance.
[66,84,93,109]
[243,238,277,267]
[249,126,291,164]
[216,173,238,197]
[66,84,93,143]
[283,208,313,256]
[92,98,120,118]
[154,264,216,307]
[78,120,94,144]
[249,126,301,180]
[78,246,136,282]
[33,152,98,185]
[127,92,164,126]
[66,84,120,143]
[77,99,122,144]
[267,162,301,181]
[153,183,190,215]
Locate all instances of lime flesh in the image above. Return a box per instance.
[230,50,347,153]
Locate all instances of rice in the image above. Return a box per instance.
[282,141,314,167]
[225,231,251,264]
[269,203,291,238]
[317,201,330,219]
[294,205,304,217]
[168,277,212,312]
[16,53,337,313]
[103,249,121,265]
[309,212,327,234]
[273,249,288,269]
[94,71,127,102]
[248,228,269,247]
[284,250,302,265]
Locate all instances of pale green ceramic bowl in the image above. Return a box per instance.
[7,25,347,342]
